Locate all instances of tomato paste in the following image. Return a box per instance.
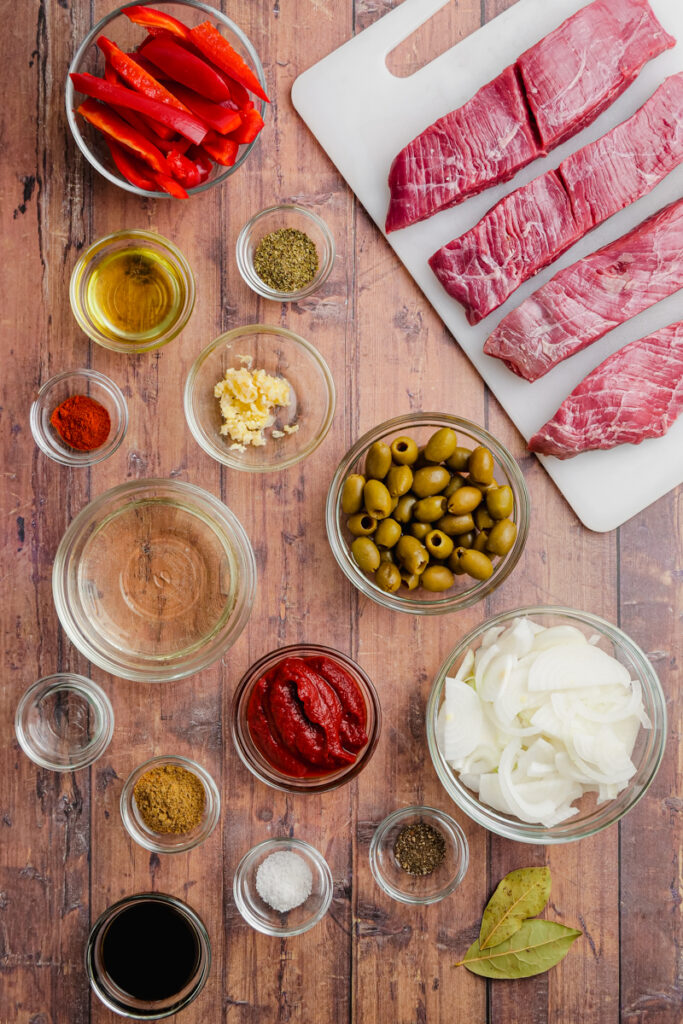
[247,655,368,778]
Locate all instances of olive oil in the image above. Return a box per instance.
[85,246,185,344]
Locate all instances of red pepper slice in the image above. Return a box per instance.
[228,107,264,145]
[76,98,170,174]
[140,36,231,103]
[70,72,207,144]
[199,132,238,167]
[222,76,253,111]
[151,171,188,199]
[189,21,269,103]
[97,37,194,114]
[186,145,214,182]
[106,138,157,190]
[123,4,192,42]
[162,82,241,135]
[166,149,200,189]
[103,59,121,86]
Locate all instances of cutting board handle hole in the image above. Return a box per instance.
[385,0,468,79]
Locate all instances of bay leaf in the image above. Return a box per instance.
[458,919,582,979]
[479,866,551,950]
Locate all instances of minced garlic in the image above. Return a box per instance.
[214,366,292,449]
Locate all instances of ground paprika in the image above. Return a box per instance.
[50,394,111,451]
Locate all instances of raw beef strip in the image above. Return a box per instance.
[385,66,543,233]
[529,322,683,458]
[559,73,683,229]
[428,171,583,324]
[484,199,683,381]
[517,0,674,149]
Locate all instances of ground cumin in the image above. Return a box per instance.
[133,764,205,834]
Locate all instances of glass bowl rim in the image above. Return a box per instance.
[184,323,336,472]
[65,0,267,199]
[326,412,530,615]
[232,836,334,936]
[368,804,469,905]
[426,604,668,844]
[235,203,336,301]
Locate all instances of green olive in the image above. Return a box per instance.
[394,494,417,524]
[410,521,431,540]
[347,513,377,536]
[443,474,465,499]
[421,565,455,591]
[375,562,401,592]
[351,537,381,572]
[425,530,454,559]
[386,464,413,498]
[413,495,448,522]
[472,530,490,552]
[457,531,475,550]
[487,518,518,556]
[467,446,495,485]
[437,513,474,536]
[396,535,429,575]
[363,479,393,519]
[447,486,482,515]
[341,473,366,515]
[374,517,402,548]
[474,506,495,532]
[424,427,458,463]
[390,436,419,465]
[379,548,395,564]
[486,485,514,520]
[365,441,392,480]
[411,465,451,498]
[448,546,468,575]
[400,571,420,591]
[459,548,494,581]
[446,446,472,472]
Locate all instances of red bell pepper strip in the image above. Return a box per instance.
[97,37,194,114]
[223,76,254,111]
[140,36,231,103]
[103,59,121,85]
[166,150,200,189]
[76,98,170,174]
[200,132,238,167]
[189,21,269,103]
[127,51,169,79]
[106,138,157,190]
[70,72,207,144]
[123,5,192,42]
[151,171,188,199]
[161,82,241,135]
[228,107,264,145]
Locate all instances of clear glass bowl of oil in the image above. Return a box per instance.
[70,230,195,353]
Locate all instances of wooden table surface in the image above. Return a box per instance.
[1,1,681,1022]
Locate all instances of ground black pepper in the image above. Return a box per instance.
[253,227,319,292]
[393,822,446,876]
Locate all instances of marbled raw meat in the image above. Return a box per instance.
[517,0,674,149]
[529,322,683,457]
[428,171,583,324]
[385,67,543,234]
[559,73,683,229]
[484,199,683,381]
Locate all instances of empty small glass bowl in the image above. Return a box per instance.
[66,0,266,198]
[236,204,335,301]
[30,369,128,467]
[369,806,469,905]
[15,674,114,771]
[120,754,221,854]
[184,325,336,472]
[233,838,333,936]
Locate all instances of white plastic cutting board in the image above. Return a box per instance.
[292,0,683,532]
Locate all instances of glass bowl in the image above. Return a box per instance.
[369,806,469,905]
[52,478,256,683]
[235,204,335,301]
[184,324,336,472]
[15,674,114,771]
[426,606,668,844]
[233,838,333,936]
[232,644,381,793]
[70,230,195,353]
[120,754,220,854]
[30,368,128,466]
[326,413,530,615]
[65,0,267,198]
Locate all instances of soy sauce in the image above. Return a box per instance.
[101,898,200,1002]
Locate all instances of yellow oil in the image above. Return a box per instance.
[85,247,185,343]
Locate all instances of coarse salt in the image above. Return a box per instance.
[255,850,313,913]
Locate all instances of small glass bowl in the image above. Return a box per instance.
[30,368,128,466]
[232,644,381,793]
[236,204,335,301]
[52,478,256,683]
[15,674,114,771]
[326,413,530,615]
[233,838,333,936]
[184,324,336,472]
[426,607,668,844]
[70,229,195,354]
[66,0,266,198]
[369,806,469,905]
[120,754,221,854]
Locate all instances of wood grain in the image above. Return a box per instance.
[0,1,680,1022]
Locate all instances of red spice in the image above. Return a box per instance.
[50,395,111,452]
